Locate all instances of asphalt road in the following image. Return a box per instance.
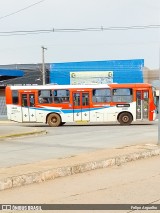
[0,121,158,168]
[0,155,160,213]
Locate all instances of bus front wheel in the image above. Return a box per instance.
[47,113,61,127]
[118,112,133,125]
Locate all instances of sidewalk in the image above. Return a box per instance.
[0,143,160,191]
[0,119,47,139]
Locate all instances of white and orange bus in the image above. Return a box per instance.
[5,83,157,126]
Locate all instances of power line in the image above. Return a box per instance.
[0,0,46,21]
[0,24,160,36]
[54,25,160,32]
[0,31,52,37]
[0,29,52,34]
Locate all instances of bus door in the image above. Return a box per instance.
[136,90,149,120]
[73,92,90,122]
[21,93,36,122]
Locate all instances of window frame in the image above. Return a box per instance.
[112,88,133,103]
[38,89,52,104]
[92,88,111,103]
[53,89,70,104]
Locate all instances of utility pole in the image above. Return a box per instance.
[41,46,47,85]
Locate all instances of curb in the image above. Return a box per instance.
[0,147,160,191]
[0,130,47,139]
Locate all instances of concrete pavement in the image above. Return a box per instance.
[0,119,160,191]
[0,120,47,139]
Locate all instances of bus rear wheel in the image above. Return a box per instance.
[47,113,61,127]
[118,112,133,125]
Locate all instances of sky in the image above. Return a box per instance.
[0,0,160,69]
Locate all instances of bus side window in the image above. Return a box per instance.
[62,97,69,103]
[112,88,133,102]
[12,90,19,105]
[92,89,111,103]
[53,89,70,103]
[38,90,52,103]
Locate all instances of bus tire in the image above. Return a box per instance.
[118,112,133,125]
[47,113,61,127]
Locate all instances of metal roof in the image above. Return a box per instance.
[0,69,24,77]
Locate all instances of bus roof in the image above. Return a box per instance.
[108,83,152,88]
[7,83,152,90]
[8,84,110,90]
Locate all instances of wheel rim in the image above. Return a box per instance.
[51,116,57,123]
[122,116,129,123]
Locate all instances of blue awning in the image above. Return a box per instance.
[0,69,24,77]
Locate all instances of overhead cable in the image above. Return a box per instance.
[0,24,160,36]
[0,0,46,21]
